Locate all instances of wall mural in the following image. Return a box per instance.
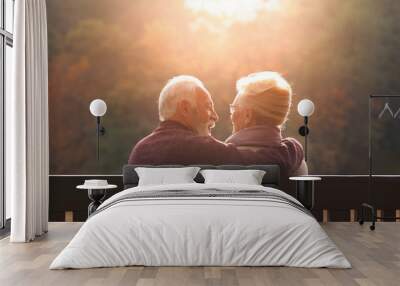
[47,0,400,175]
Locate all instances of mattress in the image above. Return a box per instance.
[50,183,351,269]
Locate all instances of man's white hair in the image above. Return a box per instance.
[159,75,206,121]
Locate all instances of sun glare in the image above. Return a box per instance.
[184,0,281,23]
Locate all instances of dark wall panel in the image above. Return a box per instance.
[49,175,400,222]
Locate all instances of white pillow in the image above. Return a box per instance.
[200,169,266,185]
[135,167,200,186]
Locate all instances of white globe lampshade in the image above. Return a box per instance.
[297,99,315,117]
[89,99,107,117]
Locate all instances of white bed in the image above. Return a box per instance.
[50,183,351,269]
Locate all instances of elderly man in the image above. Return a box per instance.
[226,71,308,176]
[129,75,244,165]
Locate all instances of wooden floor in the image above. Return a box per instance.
[0,223,399,286]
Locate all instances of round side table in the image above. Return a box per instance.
[289,176,322,210]
[76,184,117,216]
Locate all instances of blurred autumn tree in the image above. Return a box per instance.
[47,0,400,174]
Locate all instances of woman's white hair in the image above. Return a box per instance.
[236,71,291,96]
[159,75,206,121]
[235,71,292,126]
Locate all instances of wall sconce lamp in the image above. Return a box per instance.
[89,99,107,161]
[297,99,315,162]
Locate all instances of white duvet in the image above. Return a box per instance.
[50,183,351,269]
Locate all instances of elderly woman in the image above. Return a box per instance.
[225,71,308,176]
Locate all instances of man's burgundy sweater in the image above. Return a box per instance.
[128,120,244,165]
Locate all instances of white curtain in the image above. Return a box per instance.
[7,0,49,242]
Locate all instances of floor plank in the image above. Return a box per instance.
[0,222,399,286]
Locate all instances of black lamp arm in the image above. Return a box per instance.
[96,117,106,135]
[298,116,309,162]
[95,116,106,161]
